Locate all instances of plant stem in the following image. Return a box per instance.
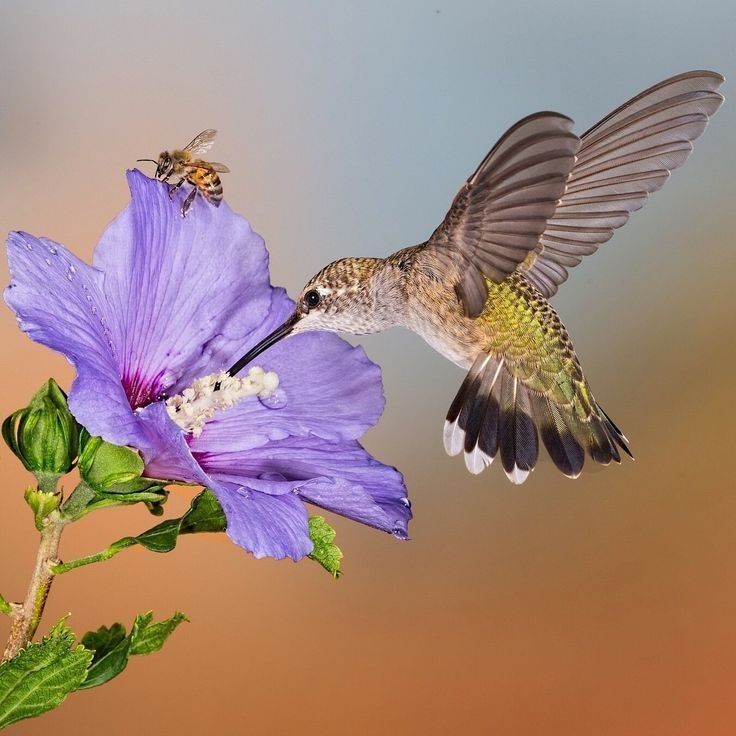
[53,538,136,575]
[2,513,66,661]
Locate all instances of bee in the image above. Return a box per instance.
[137,129,230,217]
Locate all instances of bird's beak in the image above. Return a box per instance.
[226,311,300,377]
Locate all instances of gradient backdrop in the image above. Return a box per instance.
[1,2,735,734]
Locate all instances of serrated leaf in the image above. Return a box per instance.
[0,622,92,729]
[76,612,186,691]
[129,611,187,656]
[78,624,130,690]
[307,516,343,578]
[81,623,126,653]
[23,488,60,531]
[0,595,11,617]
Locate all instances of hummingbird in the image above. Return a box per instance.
[226,70,724,483]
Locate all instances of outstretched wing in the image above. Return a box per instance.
[423,112,581,317]
[520,71,724,297]
[183,129,218,155]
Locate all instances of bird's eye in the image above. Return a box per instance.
[304,290,321,308]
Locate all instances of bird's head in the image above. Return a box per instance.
[225,257,399,377]
[292,257,386,334]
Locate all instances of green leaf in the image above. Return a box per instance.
[77,612,187,690]
[134,519,181,553]
[307,516,343,578]
[23,488,60,531]
[54,490,228,576]
[78,624,130,690]
[135,489,226,553]
[129,611,188,656]
[0,622,92,729]
[179,488,227,533]
[0,594,12,617]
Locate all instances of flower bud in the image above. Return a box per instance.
[77,429,146,493]
[2,379,80,480]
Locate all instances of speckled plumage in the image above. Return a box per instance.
[229,71,723,482]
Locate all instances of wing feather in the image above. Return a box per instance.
[521,70,724,296]
[424,112,581,316]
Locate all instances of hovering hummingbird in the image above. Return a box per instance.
[227,71,724,483]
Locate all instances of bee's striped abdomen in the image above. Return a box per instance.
[188,166,223,207]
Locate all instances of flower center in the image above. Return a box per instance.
[165,367,279,438]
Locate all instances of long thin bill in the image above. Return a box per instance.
[226,311,300,377]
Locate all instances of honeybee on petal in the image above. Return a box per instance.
[137,129,230,217]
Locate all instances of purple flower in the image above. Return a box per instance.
[5,170,411,560]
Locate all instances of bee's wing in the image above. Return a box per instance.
[185,161,230,173]
[183,129,218,155]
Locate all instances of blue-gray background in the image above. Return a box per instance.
[1,2,735,733]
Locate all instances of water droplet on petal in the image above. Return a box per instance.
[66,273,73,281]
[259,387,287,410]
[91,305,97,314]
[44,258,51,266]
[258,472,287,481]
[48,246,57,255]
[392,526,409,540]
[69,265,76,274]
[25,242,33,251]
[400,497,412,509]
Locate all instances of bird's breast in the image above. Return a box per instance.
[402,269,568,374]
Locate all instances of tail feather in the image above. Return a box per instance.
[599,404,634,459]
[444,353,632,482]
[529,393,585,478]
[443,353,488,457]
[498,372,538,483]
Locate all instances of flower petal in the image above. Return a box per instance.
[211,484,312,560]
[136,404,317,559]
[191,331,385,453]
[93,169,285,408]
[4,231,145,447]
[198,436,411,536]
[135,401,215,489]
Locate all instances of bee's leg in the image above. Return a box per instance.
[168,178,185,200]
[181,187,198,218]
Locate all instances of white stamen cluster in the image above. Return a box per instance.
[166,367,279,438]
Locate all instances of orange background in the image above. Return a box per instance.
[1,2,735,734]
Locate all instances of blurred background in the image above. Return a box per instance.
[1,1,735,734]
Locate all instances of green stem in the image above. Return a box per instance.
[60,482,96,520]
[2,513,66,661]
[35,472,61,495]
[52,538,136,575]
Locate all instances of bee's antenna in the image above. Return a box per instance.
[136,159,158,164]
